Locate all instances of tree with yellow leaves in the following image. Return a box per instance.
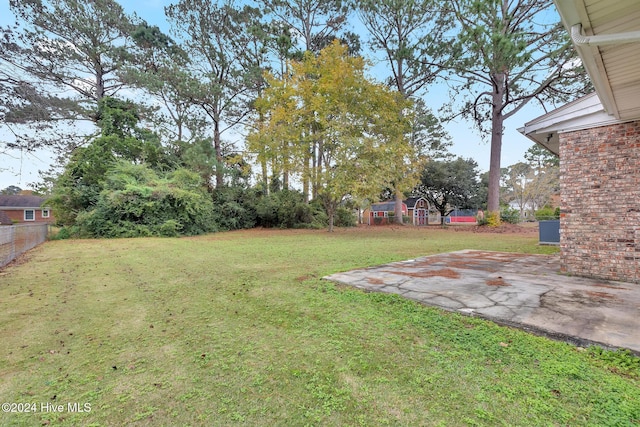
[249,41,418,231]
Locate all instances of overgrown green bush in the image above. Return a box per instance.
[74,163,217,238]
[373,217,387,225]
[307,199,329,228]
[334,207,356,227]
[386,212,411,225]
[500,206,521,224]
[255,190,321,229]
[50,226,72,240]
[535,206,560,221]
[212,186,258,230]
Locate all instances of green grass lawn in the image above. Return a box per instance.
[1,226,638,426]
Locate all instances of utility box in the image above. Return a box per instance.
[539,220,560,245]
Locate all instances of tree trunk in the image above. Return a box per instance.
[270,158,280,192]
[303,150,310,202]
[394,188,404,224]
[259,110,268,195]
[214,120,224,188]
[261,157,268,195]
[487,73,505,215]
[314,138,323,200]
[325,198,336,232]
[305,127,314,202]
[283,140,289,190]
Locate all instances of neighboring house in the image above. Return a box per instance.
[520,0,640,284]
[0,211,12,225]
[0,195,54,224]
[364,200,407,225]
[507,201,536,221]
[364,197,440,225]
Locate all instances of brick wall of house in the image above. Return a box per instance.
[0,209,54,224]
[559,120,640,284]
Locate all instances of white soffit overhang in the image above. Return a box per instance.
[521,0,640,153]
[553,0,640,122]
[518,92,623,155]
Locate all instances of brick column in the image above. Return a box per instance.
[559,121,640,284]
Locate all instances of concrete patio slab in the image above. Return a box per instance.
[324,250,640,354]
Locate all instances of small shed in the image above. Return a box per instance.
[364,198,438,226]
[404,197,429,226]
[365,201,407,225]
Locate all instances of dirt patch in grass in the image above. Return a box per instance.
[455,223,538,235]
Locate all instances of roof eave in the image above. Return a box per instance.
[518,92,626,155]
[572,44,619,118]
[553,0,626,120]
[0,206,49,209]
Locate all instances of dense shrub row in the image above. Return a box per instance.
[52,163,356,238]
[212,187,355,232]
[48,97,356,238]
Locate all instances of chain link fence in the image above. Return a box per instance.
[0,224,50,268]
